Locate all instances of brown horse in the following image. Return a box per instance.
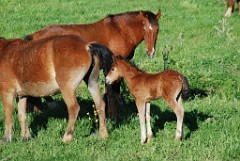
[225,0,240,17]
[106,56,189,144]
[0,35,113,143]
[25,10,161,118]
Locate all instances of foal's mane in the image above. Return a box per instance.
[116,55,144,73]
[106,10,159,25]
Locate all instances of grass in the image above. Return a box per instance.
[0,0,240,160]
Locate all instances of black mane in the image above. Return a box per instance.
[106,10,159,25]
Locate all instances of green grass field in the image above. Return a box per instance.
[0,0,240,160]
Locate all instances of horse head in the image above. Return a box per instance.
[140,10,161,59]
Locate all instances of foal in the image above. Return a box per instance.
[0,35,113,143]
[106,57,189,144]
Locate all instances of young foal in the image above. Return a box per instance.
[225,0,240,17]
[106,57,189,144]
[0,35,113,143]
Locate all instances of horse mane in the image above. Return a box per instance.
[106,10,159,25]
[116,55,144,73]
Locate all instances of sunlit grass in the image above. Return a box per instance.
[0,0,240,160]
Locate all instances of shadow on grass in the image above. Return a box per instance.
[150,105,211,139]
[109,99,211,140]
[188,88,208,100]
[29,98,98,138]
[29,87,210,139]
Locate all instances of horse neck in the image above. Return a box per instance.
[114,15,144,47]
[118,60,143,85]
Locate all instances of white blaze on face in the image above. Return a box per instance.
[149,24,153,30]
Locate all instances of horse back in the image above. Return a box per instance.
[136,70,184,101]
[1,35,92,97]
[25,19,129,57]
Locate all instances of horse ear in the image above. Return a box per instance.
[140,11,147,19]
[156,9,161,20]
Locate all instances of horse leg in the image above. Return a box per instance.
[87,77,108,139]
[165,97,184,140]
[136,100,147,144]
[146,102,153,143]
[17,97,31,141]
[60,88,80,143]
[2,94,14,142]
[225,0,235,17]
[105,82,121,119]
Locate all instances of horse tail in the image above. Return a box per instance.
[86,42,114,76]
[86,42,121,119]
[181,76,190,100]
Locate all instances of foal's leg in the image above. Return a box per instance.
[17,97,31,141]
[146,102,153,143]
[165,97,184,140]
[2,94,14,142]
[88,78,108,139]
[136,100,147,144]
[60,88,80,143]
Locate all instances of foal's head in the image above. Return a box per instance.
[106,56,142,84]
[141,10,161,59]
[106,57,121,84]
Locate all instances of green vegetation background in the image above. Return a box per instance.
[0,0,239,160]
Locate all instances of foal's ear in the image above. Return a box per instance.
[156,9,161,20]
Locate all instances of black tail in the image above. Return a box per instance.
[87,42,114,76]
[24,34,33,41]
[87,42,121,119]
[182,77,190,100]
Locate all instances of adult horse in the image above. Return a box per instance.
[0,35,113,143]
[25,10,162,118]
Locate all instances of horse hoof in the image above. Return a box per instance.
[175,135,182,141]
[2,135,13,142]
[147,135,154,143]
[63,134,73,143]
[21,136,31,141]
[140,138,147,144]
[99,128,108,139]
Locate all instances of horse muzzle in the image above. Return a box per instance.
[105,77,112,84]
[146,48,155,59]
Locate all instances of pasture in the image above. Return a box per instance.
[0,0,240,160]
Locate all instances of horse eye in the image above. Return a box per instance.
[111,68,115,71]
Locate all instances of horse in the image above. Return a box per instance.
[225,0,240,17]
[105,56,189,144]
[0,35,114,143]
[24,10,162,118]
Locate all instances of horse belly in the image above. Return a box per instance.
[17,81,59,97]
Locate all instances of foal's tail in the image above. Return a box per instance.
[181,76,190,100]
[87,42,114,76]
